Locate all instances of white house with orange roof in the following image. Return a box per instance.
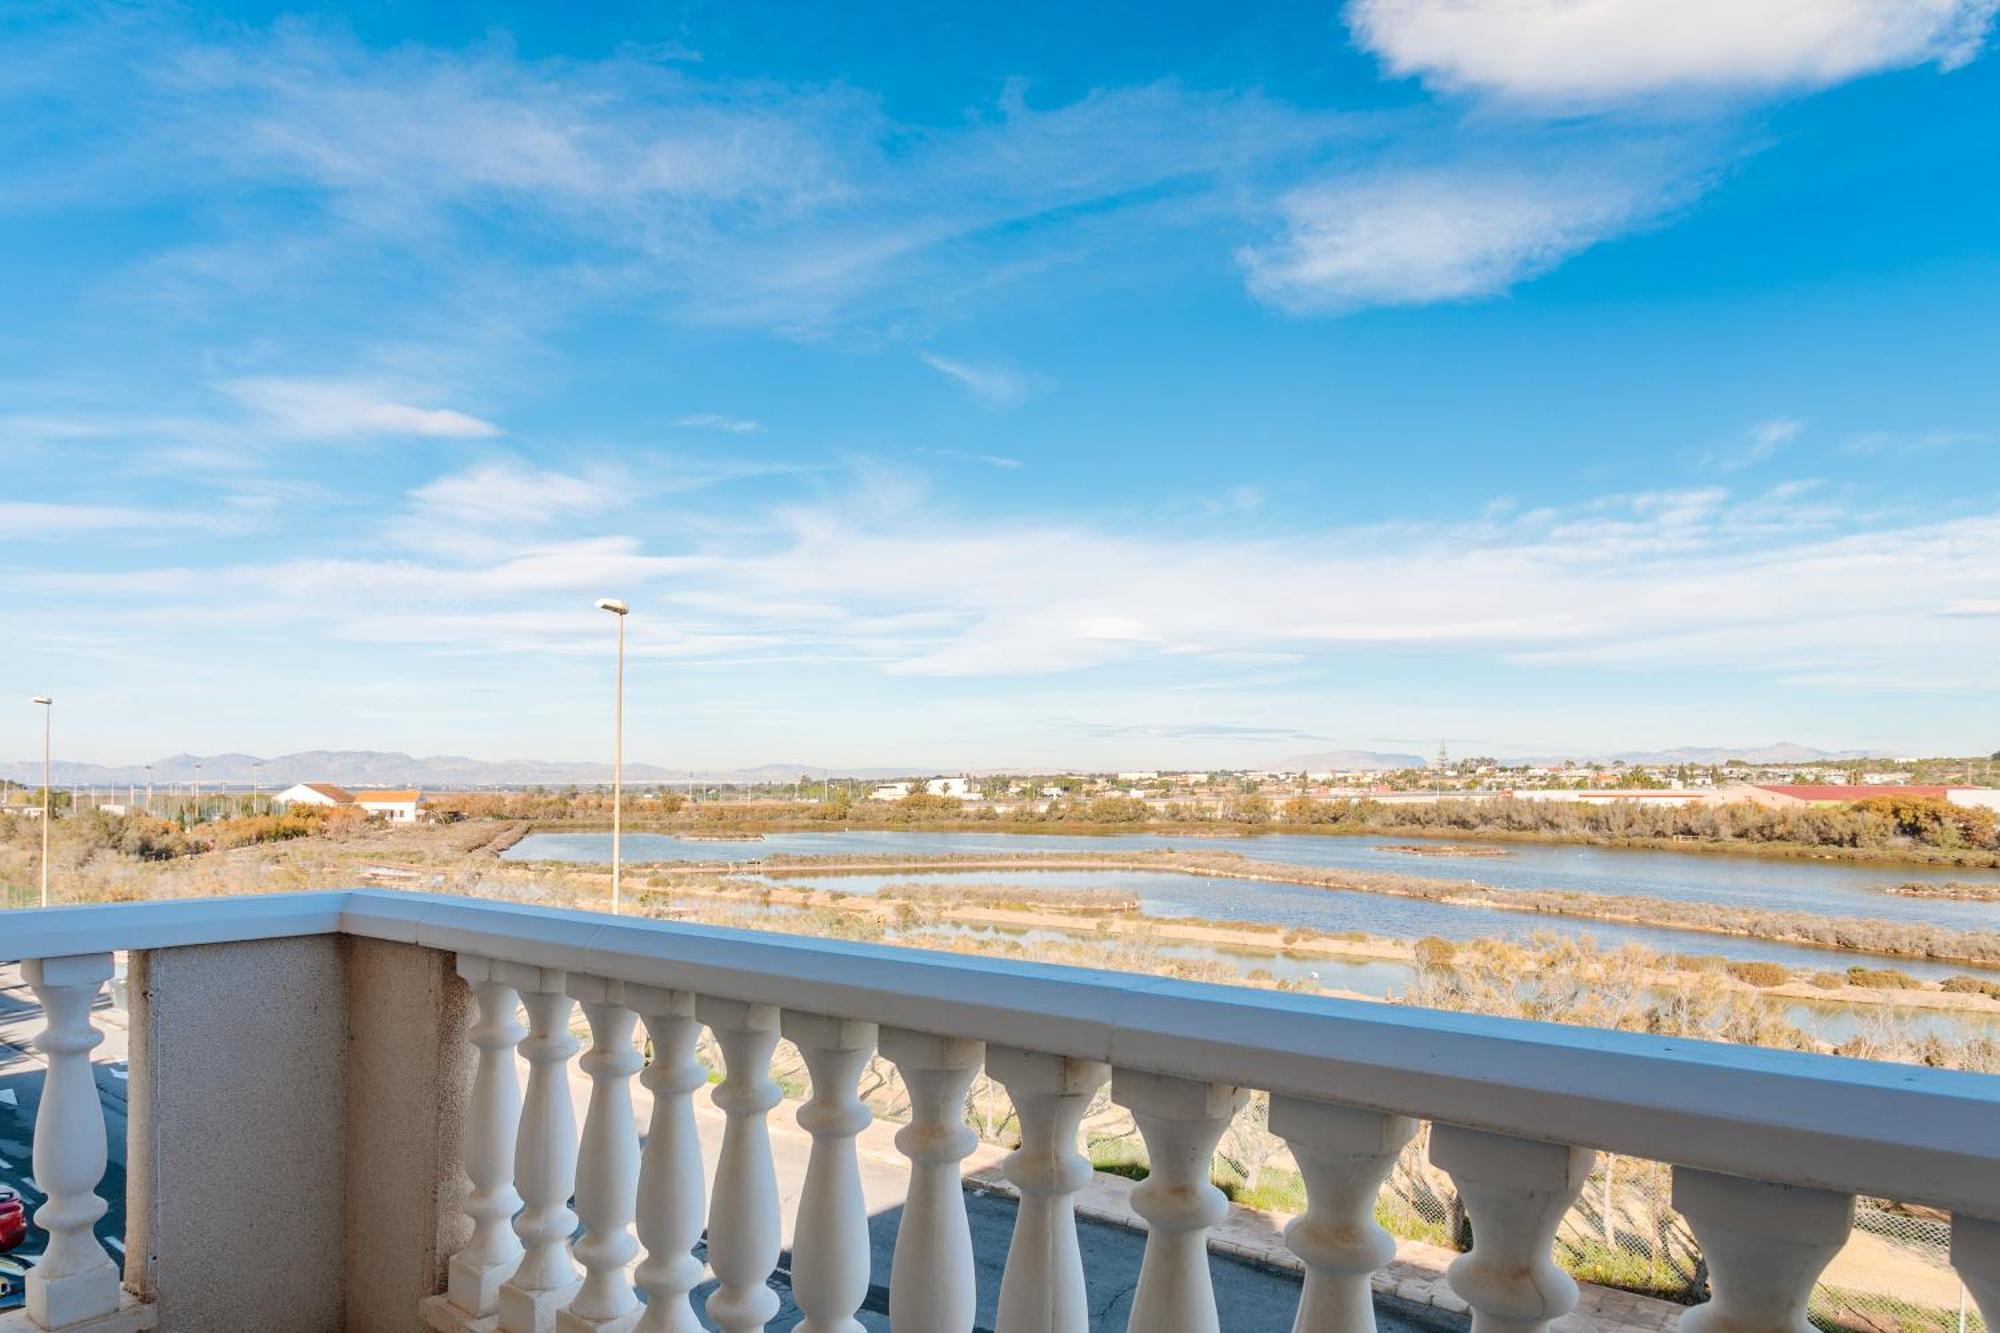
[273,782,355,809]
[353,789,424,822]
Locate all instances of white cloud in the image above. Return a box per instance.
[17,480,2000,694]
[924,449,1025,470]
[672,413,766,435]
[224,377,501,439]
[407,460,621,529]
[918,353,1044,408]
[0,502,243,538]
[1240,171,1665,313]
[1704,417,1805,472]
[1347,0,1998,103]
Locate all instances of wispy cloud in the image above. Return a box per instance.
[28,478,2000,692]
[0,501,247,539]
[223,377,501,439]
[1347,0,1998,104]
[672,413,766,435]
[1843,427,1993,455]
[1703,416,1805,472]
[923,448,1025,470]
[407,460,621,529]
[1240,168,1684,313]
[918,353,1044,408]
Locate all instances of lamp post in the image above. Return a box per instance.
[32,697,52,907]
[595,598,630,915]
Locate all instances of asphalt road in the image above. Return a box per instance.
[0,965,1455,1331]
[694,1186,1463,1332]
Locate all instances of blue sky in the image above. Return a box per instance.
[3,0,1998,770]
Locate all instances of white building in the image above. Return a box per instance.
[353,789,424,823]
[273,782,355,809]
[871,777,976,800]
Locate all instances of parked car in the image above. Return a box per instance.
[0,1189,27,1252]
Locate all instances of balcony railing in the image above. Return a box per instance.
[3,888,1999,1332]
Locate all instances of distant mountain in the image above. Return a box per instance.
[1275,749,1428,771]
[1594,743,1885,766]
[0,750,920,790]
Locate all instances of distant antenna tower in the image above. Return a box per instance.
[1435,740,1450,770]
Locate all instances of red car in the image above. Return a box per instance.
[0,1188,26,1252]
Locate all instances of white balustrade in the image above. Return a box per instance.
[435,957,527,1324]
[20,953,148,1332]
[560,978,644,1333]
[8,894,1999,1333]
[698,997,784,1333]
[987,1047,1109,1333]
[1953,1213,2000,1329]
[630,987,709,1333]
[498,968,584,1333]
[783,1013,879,1333]
[1430,1125,1594,1333]
[1112,1069,1248,1333]
[1674,1170,1852,1333]
[880,1027,984,1333]
[1270,1096,1416,1333]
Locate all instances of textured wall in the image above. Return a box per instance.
[341,937,474,1333]
[126,937,350,1330]
[125,936,474,1332]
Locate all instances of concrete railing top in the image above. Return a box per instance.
[6,889,1998,1214]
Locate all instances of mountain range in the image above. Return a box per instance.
[0,741,1902,792]
[0,750,919,790]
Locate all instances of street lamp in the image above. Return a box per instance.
[596,598,630,915]
[32,697,51,908]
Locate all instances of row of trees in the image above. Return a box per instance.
[377,786,2000,857]
[1260,793,1999,852]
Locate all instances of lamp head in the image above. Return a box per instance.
[595,598,630,616]
[32,696,52,705]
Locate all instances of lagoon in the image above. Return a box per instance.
[506,828,2000,930]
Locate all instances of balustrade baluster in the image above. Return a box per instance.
[498,968,583,1333]
[698,998,783,1333]
[21,953,148,1332]
[559,978,644,1333]
[1674,1170,1853,1333]
[1954,1214,2000,1328]
[988,1047,1109,1333]
[880,1028,984,1333]
[1430,1125,1593,1333]
[630,987,708,1333]
[428,957,528,1328]
[1111,1069,1247,1333]
[1270,1096,1416,1333]
[783,1014,879,1333]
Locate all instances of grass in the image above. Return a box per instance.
[1811,1286,1984,1333]
[1555,1238,1698,1303]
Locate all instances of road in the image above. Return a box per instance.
[0,962,1454,1331]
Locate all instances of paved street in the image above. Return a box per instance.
[0,961,1455,1330]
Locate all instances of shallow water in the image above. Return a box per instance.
[511,828,1999,973]
[507,828,2000,928]
[741,866,1993,981]
[672,894,2000,1043]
